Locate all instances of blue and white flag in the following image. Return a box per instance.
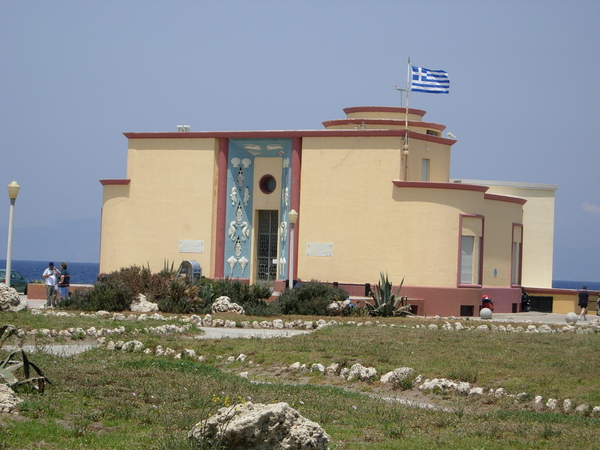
[410,66,450,94]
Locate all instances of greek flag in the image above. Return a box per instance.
[410,66,450,94]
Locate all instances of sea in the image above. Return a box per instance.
[1,259,598,290]
[1,259,99,285]
[552,280,600,291]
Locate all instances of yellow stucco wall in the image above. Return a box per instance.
[297,136,489,288]
[455,180,556,288]
[481,198,524,287]
[100,138,218,275]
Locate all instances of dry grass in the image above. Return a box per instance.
[1,311,599,449]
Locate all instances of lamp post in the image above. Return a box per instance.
[288,209,298,289]
[4,181,20,288]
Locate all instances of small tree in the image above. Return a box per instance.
[367,273,412,317]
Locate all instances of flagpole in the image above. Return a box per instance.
[403,58,411,181]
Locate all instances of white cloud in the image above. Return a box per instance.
[582,202,600,215]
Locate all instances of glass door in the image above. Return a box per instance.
[256,210,278,282]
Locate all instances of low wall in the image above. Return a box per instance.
[26,284,93,300]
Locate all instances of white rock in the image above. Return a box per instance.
[130,293,159,313]
[211,296,245,315]
[380,367,416,386]
[469,387,484,397]
[0,384,22,413]
[188,402,330,449]
[326,363,339,375]
[289,362,302,371]
[311,363,325,373]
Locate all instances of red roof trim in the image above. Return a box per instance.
[343,106,426,117]
[393,181,489,193]
[322,119,446,131]
[123,129,456,145]
[484,193,527,205]
[100,179,131,186]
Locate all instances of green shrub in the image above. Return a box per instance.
[194,278,277,316]
[60,283,132,312]
[277,281,348,316]
[157,279,205,314]
[59,266,278,315]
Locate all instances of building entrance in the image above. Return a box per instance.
[256,210,278,282]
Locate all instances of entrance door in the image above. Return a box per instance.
[256,210,279,282]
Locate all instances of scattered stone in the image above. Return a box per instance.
[380,367,415,386]
[0,283,26,312]
[347,363,377,382]
[0,384,22,413]
[311,363,325,373]
[327,299,352,316]
[188,402,330,450]
[326,363,339,376]
[469,387,484,397]
[211,296,245,315]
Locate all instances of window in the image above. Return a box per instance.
[511,225,523,286]
[259,174,277,194]
[460,235,475,284]
[421,158,430,181]
[459,215,484,286]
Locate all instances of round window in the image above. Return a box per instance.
[259,175,277,194]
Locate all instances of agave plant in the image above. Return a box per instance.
[367,273,412,317]
[0,325,52,392]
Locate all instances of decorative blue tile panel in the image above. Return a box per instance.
[225,139,292,279]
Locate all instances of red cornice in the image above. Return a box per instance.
[343,106,426,117]
[123,129,456,145]
[100,179,130,185]
[322,119,446,131]
[393,181,489,193]
[484,193,527,205]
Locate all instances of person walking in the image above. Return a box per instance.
[57,262,70,301]
[596,293,600,316]
[42,262,60,308]
[578,286,590,321]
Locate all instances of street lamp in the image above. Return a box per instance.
[4,181,20,288]
[288,209,298,289]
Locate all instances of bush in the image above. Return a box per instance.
[194,278,277,316]
[59,266,172,312]
[58,266,279,315]
[60,283,131,312]
[277,281,348,316]
[157,279,205,314]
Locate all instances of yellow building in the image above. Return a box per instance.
[100,106,556,316]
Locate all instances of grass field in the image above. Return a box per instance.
[1,311,600,449]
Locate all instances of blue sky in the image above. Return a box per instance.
[1,0,598,281]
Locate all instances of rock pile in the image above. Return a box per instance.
[211,296,245,315]
[0,283,27,312]
[188,401,330,450]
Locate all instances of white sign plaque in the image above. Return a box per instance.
[306,243,333,257]
[179,240,204,253]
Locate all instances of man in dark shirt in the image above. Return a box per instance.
[578,286,590,321]
[57,262,71,301]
